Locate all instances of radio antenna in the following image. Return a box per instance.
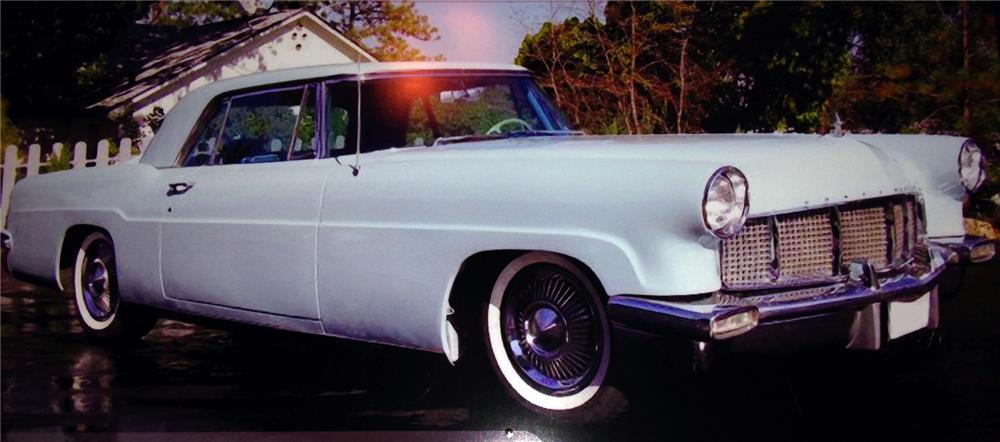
[350,55,362,176]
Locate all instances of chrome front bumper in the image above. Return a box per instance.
[608,237,992,343]
[933,235,997,264]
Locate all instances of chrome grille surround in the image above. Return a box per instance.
[721,195,920,290]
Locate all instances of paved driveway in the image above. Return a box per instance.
[3,262,998,440]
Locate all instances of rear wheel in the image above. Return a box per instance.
[484,252,626,422]
[73,231,157,341]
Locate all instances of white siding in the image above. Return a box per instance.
[134,19,357,127]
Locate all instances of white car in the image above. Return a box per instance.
[3,62,994,421]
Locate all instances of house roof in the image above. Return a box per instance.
[90,9,374,113]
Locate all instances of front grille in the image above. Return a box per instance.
[776,212,835,280]
[720,220,773,287]
[721,196,920,290]
[840,206,889,268]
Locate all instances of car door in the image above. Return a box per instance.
[160,84,329,319]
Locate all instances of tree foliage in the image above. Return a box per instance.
[310,1,441,61]
[1,97,22,146]
[517,1,997,138]
[518,2,715,134]
[827,2,999,140]
[705,1,856,133]
[0,2,149,121]
[146,0,441,61]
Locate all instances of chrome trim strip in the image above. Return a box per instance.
[830,206,842,275]
[884,200,896,263]
[901,197,912,257]
[767,215,780,281]
[745,193,919,218]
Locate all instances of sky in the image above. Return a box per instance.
[409,1,601,63]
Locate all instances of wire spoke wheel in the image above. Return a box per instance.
[486,252,613,415]
[81,239,118,321]
[502,267,602,395]
[73,231,137,334]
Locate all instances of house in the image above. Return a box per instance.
[90,9,375,145]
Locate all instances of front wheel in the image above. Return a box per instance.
[73,231,157,341]
[484,252,627,422]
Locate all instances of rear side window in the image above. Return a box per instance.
[182,85,317,166]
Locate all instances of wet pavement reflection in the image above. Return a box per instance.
[3,263,999,440]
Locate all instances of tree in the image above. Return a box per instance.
[826,2,999,139]
[825,2,999,224]
[517,2,718,135]
[145,0,244,27]
[517,1,997,137]
[0,2,149,124]
[146,0,441,61]
[1,97,22,146]
[701,1,856,133]
[309,1,441,61]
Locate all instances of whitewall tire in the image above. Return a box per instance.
[484,252,625,421]
[72,231,157,341]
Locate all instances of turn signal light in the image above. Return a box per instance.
[709,308,759,339]
[969,242,996,263]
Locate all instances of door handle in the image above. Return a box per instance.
[167,182,194,196]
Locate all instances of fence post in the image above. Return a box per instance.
[51,142,64,163]
[26,144,41,177]
[1,146,20,232]
[72,142,87,169]
[96,140,110,167]
[118,138,133,163]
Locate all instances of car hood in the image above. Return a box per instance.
[379,133,921,216]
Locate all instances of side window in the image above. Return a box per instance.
[324,81,356,157]
[182,85,317,166]
[182,103,227,167]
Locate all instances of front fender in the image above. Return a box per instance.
[316,156,727,354]
[847,134,967,239]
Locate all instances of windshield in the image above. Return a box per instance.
[326,74,574,155]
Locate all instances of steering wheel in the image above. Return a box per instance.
[486,118,532,135]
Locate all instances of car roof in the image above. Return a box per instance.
[202,62,528,98]
[140,62,531,167]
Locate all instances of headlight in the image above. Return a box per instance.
[959,139,986,193]
[703,166,750,238]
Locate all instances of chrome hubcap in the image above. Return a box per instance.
[82,241,117,320]
[524,305,568,358]
[501,266,603,395]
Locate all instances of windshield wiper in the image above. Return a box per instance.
[433,130,583,146]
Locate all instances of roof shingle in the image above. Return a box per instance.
[91,9,364,112]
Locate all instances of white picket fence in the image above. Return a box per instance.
[0,138,143,231]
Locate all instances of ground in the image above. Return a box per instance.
[2,262,998,440]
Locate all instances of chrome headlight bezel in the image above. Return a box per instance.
[958,139,986,193]
[702,166,750,238]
